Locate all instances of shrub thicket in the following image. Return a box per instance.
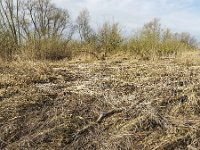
[96,22,123,57]
[128,19,195,59]
[21,38,72,60]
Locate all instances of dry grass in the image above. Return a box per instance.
[1,51,200,149]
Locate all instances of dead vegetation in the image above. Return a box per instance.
[1,55,200,149]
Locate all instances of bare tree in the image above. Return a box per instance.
[141,18,162,42]
[178,32,198,48]
[0,0,22,45]
[76,9,94,43]
[24,0,72,40]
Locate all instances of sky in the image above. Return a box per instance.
[52,0,200,40]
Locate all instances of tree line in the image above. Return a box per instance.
[0,0,198,60]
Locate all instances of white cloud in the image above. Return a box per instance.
[52,0,200,39]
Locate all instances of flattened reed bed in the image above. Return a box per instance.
[1,59,200,149]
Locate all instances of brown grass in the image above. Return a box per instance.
[1,51,200,149]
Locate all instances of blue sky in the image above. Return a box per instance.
[53,0,200,40]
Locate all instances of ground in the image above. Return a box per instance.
[1,53,200,149]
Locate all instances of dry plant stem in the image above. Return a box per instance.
[72,109,123,142]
